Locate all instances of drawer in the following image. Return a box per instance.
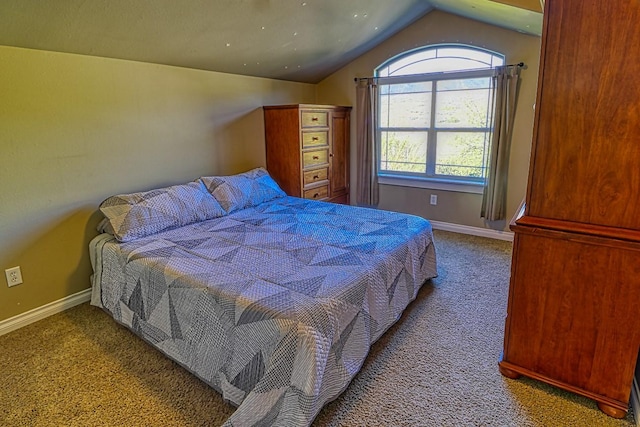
[302,131,328,148]
[301,111,328,128]
[303,149,328,168]
[304,185,329,200]
[303,168,328,186]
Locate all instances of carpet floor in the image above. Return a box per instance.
[0,230,635,426]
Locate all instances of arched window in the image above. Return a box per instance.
[376,44,504,187]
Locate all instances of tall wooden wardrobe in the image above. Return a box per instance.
[499,0,640,418]
[263,104,351,204]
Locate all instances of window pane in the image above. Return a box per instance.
[382,47,503,76]
[438,77,491,91]
[436,85,491,128]
[421,57,485,73]
[437,47,496,67]
[387,50,437,76]
[435,132,488,178]
[380,82,431,94]
[380,84,431,127]
[380,131,427,173]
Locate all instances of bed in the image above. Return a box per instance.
[90,167,437,426]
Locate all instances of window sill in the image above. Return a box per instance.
[378,174,485,194]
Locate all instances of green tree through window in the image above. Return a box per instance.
[376,45,504,184]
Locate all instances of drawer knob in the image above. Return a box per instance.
[312,156,319,160]
[312,137,318,141]
[313,175,319,180]
[313,193,319,198]
[312,117,318,121]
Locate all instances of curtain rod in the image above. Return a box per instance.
[353,62,526,82]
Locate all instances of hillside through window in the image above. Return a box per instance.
[376,45,504,186]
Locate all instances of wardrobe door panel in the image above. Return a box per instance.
[527,1,640,229]
[330,109,350,203]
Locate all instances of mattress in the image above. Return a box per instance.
[90,196,437,426]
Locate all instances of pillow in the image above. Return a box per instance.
[199,167,286,213]
[98,180,226,242]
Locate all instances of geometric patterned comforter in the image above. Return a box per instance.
[90,196,437,426]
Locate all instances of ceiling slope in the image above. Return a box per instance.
[0,0,541,83]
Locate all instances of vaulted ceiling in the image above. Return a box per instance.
[0,0,542,83]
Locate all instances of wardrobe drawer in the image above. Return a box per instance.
[301,111,328,128]
[303,168,328,186]
[302,131,328,148]
[304,185,329,200]
[303,149,328,168]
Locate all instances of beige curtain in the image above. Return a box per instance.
[481,65,522,221]
[355,78,380,207]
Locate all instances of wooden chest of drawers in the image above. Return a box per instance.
[263,104,351,204]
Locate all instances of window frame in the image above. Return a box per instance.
[375,45,504,193]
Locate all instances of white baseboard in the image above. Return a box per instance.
[0,288,91,337]
[632,376,640,426]
[429,220,514,242]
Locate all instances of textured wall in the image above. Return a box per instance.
[0,46,315,322]
[317,10,541,231]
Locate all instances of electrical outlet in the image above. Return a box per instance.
[430,194,438,205]
[5,266,23,287]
